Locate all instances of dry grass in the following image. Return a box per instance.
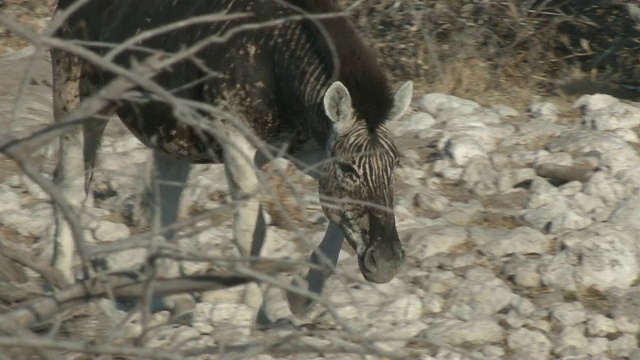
[343,0,640,108]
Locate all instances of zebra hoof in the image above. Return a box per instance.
[286,277,314,317]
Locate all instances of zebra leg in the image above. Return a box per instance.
[222,132,269,327]
[149,149,196,323]
[51,48,106,284]
[287,221,345,317]
[82,117,108,195]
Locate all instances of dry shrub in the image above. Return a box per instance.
[342,0,640,104]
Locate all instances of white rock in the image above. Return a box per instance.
[608,188,640,235]
[526,177,560,209]
[446,108,501,126]
[586,337,610,356]
[510,149,550,168]
[609,333,639,358]
[94,220,130,242]
[449,268,515,320]
[422,293,444,314]
[390,111,436,135]
[425,270,462,294]
[548,131,639,173]
[0,185,20,213]
[584,171,630,205]
[462,155,497,195]
[587,314,616,337]
[147,326,211,349]
[203,303,254,339]
[439,167,464,181]
[523,195,569,231]
[419,93,481,120]
[534,151,573,167]
[613,127,640,143]
[582,101,640,130]
[491,104,519,118]
[599,147,640,174]
[510,296,536,317]
[555,325,588,353]
[502,310,526,329]
[561,225,639,291]
[497,168,536,192]
[450,253,478,269]
[614,316,640,333]
[550,302,587,326]
[403,224,468,259]
[507,328,552,358]
[504,260,542,288]
[421,319,504,346]
[469,226,512,247]
[573,93,620,113]
[479,344,506,358]
[366,320,427,353]
[397,167,427,186]
[372,294,423,322]
[481,226,549,257]
[529,101,558,122]
[441,136,487,166]
[437,123,513,165]
[409,187,450,214]
[501,121,565,148]
[529,319,552,333]
[549,210,592,233]
[616,165,640,188]
[440,201,481,225]
[539,252,578,291]
[568,192,604,214]
[0,205,53,237]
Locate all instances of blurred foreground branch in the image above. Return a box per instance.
[0,260,297,335]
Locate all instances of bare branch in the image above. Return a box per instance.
[0,259,297,335]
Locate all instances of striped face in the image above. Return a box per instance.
[320,81,413,283]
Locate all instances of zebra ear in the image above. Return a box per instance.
[387,81,413,122]
[324,81,354,127]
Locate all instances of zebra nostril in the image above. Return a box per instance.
[363,248,378,273]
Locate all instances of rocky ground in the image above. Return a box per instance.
[2,2,640,360]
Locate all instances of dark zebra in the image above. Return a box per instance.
[50,0,413,325]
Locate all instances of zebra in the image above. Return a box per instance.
[50,0,413,326]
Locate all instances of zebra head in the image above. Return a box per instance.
[319,80,413,283]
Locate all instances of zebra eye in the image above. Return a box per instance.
[338,162,360,177]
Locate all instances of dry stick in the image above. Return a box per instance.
[0,336,182,360]
[0,260,295,335]
[0,241,70,291]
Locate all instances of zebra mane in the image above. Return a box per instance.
[285,0,395,131]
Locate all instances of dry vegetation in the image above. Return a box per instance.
[0,0,639,357]
[342,0,640,107]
